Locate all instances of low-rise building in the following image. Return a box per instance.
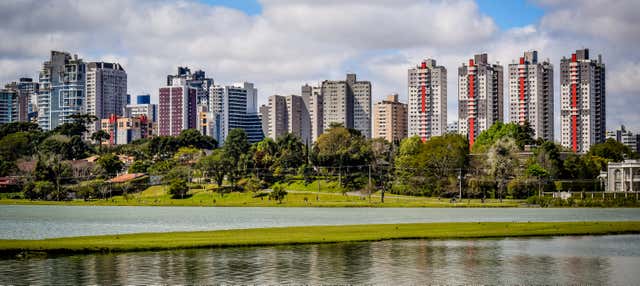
[100,115,154,145]
[603,160,640,192]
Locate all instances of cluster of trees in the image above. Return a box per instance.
[1,116,637,201]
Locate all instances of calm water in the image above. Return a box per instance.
[2,205,640,239]
[1,235,639,284]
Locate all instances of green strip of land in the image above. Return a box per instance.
[2,221,639,255]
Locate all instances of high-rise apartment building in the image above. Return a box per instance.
[408,59,447,141]
[158,80,197,136]
[4,78,39,122]
[508,51,554,141]
[301,84,323,142]
[372,94,408,144]
[167,67,213,106]
[37,51,86,131]
[86,62,127,134]
[262,94,308,141]
[265,95,287,139]
[458,53,504,148]
[606,125,639,154]
[560,49,606,153]
[321,74,371,138]
[0,89,21,124]
[209,82,264,144]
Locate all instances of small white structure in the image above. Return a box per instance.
[603,160,640,192]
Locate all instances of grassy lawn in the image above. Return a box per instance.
[0,184,523,207]
[1,221,639,255]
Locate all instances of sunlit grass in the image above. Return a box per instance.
[1,221,638,255]
[0,185,523,208]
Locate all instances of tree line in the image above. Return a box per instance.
[0,117,637,201]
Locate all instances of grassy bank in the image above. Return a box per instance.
[1,221,639,255]
[0,185,523,207]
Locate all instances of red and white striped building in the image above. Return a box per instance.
[560,49,606,153]
[458,53,504,148]
[508,51,554,141]
[407,59,447,141]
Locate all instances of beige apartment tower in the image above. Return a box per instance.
[373,94,408,144]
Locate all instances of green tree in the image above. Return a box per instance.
[91,130,111,150]
[67,135,91,160]
[252,138,278,181]
[148,136,180,159]
[177,129,217,149]
[276,133,306,172]
[487,137,519,201]
[197,149,231,187]
[173,147,204,165]
[314,124,371,187]
[0,122,41,139]
[53,114,98,137]
[97,153,124,178]
[526,163,550,197]
[472,122,534,153]
[31,181,55,200]
[128,160,151,173]
[168,178,189,199]
[269,183,287,203]
[224,129,250,189]
[587,138,635,162]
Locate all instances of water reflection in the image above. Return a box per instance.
[2,235,639,284]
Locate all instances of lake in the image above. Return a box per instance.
[1,235,639,284]
[1,205,640,239]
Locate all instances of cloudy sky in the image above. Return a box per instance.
[1,0,639,137]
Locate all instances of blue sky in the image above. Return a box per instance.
[200,0,546,29]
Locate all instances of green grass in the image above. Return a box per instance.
[282,179,345,193]
[1,221,639,255]
[0,185,523,207]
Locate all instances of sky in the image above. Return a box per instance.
[1,0,639,138]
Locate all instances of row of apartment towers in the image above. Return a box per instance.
[1,49,604,152]
[263,49,604,153]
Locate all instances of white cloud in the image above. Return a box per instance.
[0,0,639,135]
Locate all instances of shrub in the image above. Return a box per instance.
[168,179,188,199]
[269,184,288,203]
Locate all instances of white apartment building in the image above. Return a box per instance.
[408,59,447,141]
[508,51,554,141]
[458,53,504,148]
[560,49,606,153]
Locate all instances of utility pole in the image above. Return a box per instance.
[458,168,462,202]
[368,164,372,202]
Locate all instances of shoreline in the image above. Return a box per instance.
[1,221,639,256]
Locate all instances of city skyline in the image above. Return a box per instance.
[0,0,638,138]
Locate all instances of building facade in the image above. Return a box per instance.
[4,78,39,122]
[372,94,408,144]
[458,53,504,148]
[560,49,606,153]
[301,84,323,142]
[37,51,86,131]
[321,74,371,138]
[0,89,20,124]
[209,82,264,144]
[508,51,554,141]
[100,114,154,145]
[158,83,197,136]
[408,59,447,141]
[604,160,640,192]
[262,94,309,141]
[607,125,640,153]
[86,62,128,134]
[167,67,213,106]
